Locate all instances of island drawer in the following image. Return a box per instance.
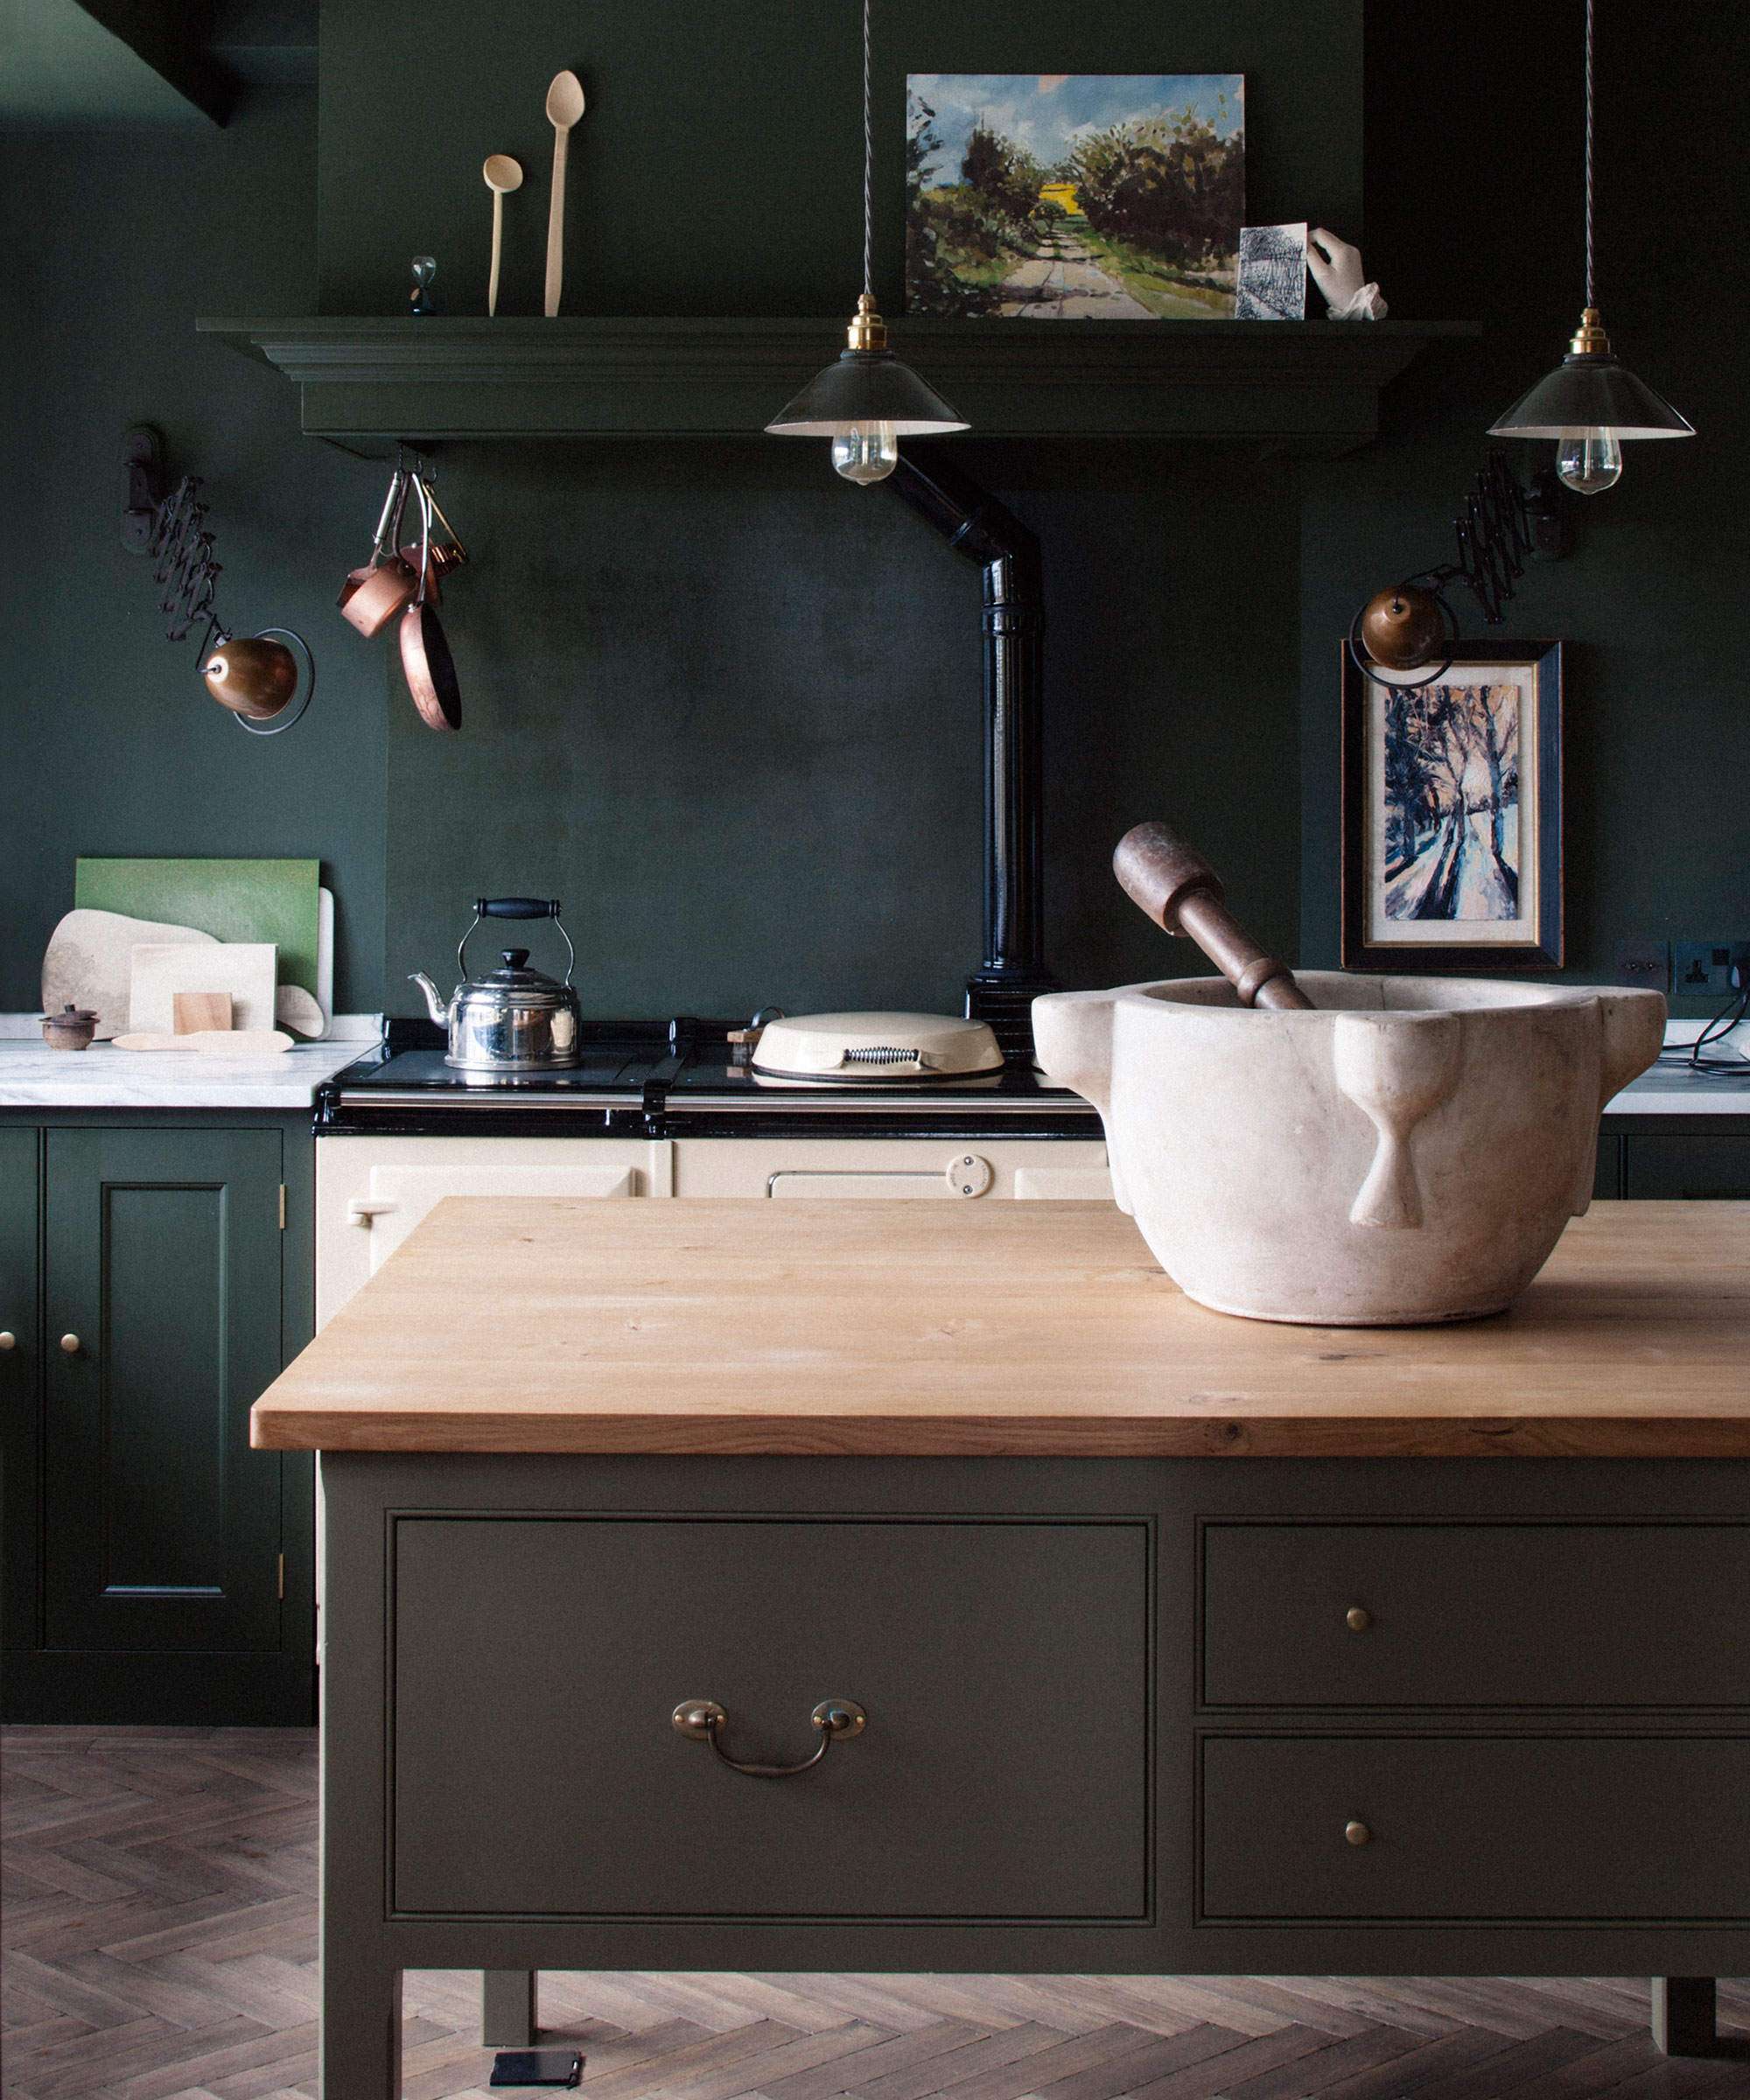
[1202,1522,1750,1708]
[390,1514,1149,1921]
[1200,1734,1750,1922]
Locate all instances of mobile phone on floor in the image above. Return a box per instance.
[489,2047,584,2087]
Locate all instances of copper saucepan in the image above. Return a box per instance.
[399,477,461,732]
[340,469,417,638]
[338,466,403,612]
[396,480,468,606]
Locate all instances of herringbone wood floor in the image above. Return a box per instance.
[6,1729,1750,2100]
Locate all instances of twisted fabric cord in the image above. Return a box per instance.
[862,0,873,300]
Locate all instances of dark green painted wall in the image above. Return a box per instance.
[315,0,1361,320]
[4,2,1742,1025]
[1300,1,1746,994]
[0,88,388,1013]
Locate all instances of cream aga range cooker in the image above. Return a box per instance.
[314,1012,1110,1326]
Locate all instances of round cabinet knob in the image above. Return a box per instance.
[1346,1606,1372,1632]
[0,1331,15,1351]
[60,1334,80,1354]
[945,1154,992,1199]
[1345,1819,1371,1846]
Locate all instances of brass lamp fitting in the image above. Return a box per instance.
[846,292,887,352]
[1569,306,1612,357]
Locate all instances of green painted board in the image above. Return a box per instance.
[74,858,319,998]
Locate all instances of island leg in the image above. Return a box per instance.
[483,1970,538,2048]
[320,1959,401,2099]
[1652,1977,1717,2055]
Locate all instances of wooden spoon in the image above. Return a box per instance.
[482,153,522,317]
[543,69,585,317]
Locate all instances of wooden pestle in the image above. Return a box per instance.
[1113,821,1313,1011]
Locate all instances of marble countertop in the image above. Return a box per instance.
[0,1034,371,1109]
[1606,1024,1750,1114]
[0,1015,1742,1115]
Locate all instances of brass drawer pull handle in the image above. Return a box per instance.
[672,1698,865,1777]
[1346,1606,1371,1631]
[1345,1819,1371,1846]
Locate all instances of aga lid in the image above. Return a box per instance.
[751,1011,1004,1082]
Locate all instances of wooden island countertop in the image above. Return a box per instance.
[251,1197,1750,1459]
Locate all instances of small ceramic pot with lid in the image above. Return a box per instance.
[43,1004,100,1052]
[409,899,582,1071]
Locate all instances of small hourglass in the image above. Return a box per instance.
[410,256,437,317]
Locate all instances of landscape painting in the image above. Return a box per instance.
[1381,677,1522,922]
[905,74,1244,318]
[1341,641,1564,970]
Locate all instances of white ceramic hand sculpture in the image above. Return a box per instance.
[1307,228,1388,319]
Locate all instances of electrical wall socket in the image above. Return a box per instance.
[1614,941,1670,992]
[1671,940,1750,998]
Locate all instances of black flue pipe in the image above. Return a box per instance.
[886,445,1058,1058]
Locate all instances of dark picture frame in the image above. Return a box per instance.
[1341,638,1563,971]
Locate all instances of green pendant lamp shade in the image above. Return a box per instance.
[765,0,967,480]
[767,326,970,439]
[1487,0,1690,492]
[1489,341,1694,443]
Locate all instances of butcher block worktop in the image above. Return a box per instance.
[250,1196,1750,1457]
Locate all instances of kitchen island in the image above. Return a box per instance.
[251,1198,1750,2096]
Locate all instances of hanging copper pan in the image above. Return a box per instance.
[398,478,461,731]
[341,470,417,637]
[396,478,468,607]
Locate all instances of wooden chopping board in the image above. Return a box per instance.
[41,909,215,1040]
[75,858,321,1001]
[129,942,278,1035]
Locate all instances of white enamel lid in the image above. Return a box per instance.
[751,1011,1004,1080]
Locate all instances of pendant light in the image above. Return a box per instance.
[766,0,968,481]
[1488,0,1691,492]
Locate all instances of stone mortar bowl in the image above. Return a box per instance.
[1032,973,1667,1326]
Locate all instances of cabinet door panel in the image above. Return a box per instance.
[1203,1522,1750,1708]
[392,1516,1149,1920]
[1201,1734,1750,1922]
[1624,1134,1750,1200]
[44,1129,283,1651]
[0,1128,40,1646]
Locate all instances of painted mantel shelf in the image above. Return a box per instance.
[197,315,1477,452]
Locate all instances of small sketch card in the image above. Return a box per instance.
[1236,222,1307,319]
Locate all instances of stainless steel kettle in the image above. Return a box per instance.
[410,899,582,1070]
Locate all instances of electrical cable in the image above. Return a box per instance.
[1655,983,1749,1076]
[1584,0,1595,311]
[861,0,872,302]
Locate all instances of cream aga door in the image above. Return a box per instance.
[669,1138,1111,1201]
[316,1136,664,1326]
[317,1135,1112,1325]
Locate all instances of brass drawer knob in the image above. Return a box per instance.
[0,1331,15,1351]
[1346,1606,1371,1631]
[1345,1819,1371,1846]
[673,1698,865,1778]
[60,1334,80,1354]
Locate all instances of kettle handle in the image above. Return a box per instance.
[458,899,574,986]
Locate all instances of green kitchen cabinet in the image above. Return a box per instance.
[1593,1116,1750,1200]
[0,1128,40,1651]
[0,1114,316,1725]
